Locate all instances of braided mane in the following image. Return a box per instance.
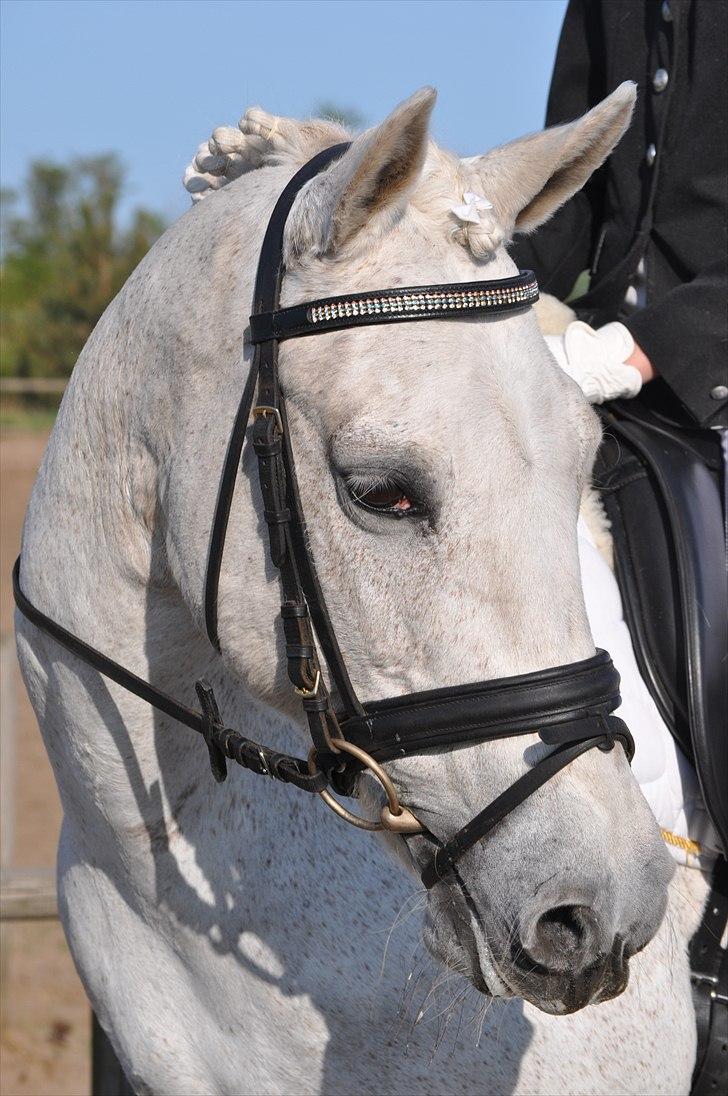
[183,108,350,202]
[182,106,504,260]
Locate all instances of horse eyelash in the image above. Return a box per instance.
[344,470,407,502]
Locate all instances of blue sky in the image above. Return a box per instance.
[1,0,567,225]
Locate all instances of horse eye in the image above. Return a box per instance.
[348,480,425,517]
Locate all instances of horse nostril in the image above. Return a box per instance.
[513,907,631,1008]
[526,904,601,972]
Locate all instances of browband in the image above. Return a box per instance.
[249,271,539,343]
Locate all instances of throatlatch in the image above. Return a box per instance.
[13,143,634,889]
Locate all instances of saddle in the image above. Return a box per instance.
[594,400,727,1096]
[594,400,727,855]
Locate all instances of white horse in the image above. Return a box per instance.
[16,87,711,1095]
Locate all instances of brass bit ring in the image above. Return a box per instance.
[308,738,423,834]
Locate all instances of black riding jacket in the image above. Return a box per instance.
[510,0,727,428]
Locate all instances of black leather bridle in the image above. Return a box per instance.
[13,143,633,889]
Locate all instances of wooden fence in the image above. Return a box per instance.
[0,378,67,395]
[0,868,57,920]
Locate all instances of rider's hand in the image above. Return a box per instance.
[625,339,657,383]
[544,321,645,404]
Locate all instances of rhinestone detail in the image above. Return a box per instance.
[308,279,538,325]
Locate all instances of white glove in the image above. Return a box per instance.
[545,321,643,404]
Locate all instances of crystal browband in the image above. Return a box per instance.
[249,270,539,343]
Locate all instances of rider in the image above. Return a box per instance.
[512,6,727,1093]
[510,0,727,429]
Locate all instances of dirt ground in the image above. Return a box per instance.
[1,428,91,1096]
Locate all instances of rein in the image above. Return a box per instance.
[13,143,634,889]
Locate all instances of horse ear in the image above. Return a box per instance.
[289,88,436,256]
[466,82,636,237]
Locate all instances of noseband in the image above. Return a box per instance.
[13,143,633,888]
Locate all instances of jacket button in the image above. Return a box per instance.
[646,143,657,167]
[710,385,728,401]
[661,0,672,21]
[653,68,669,93]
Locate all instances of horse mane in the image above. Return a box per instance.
[183,106,504,260]
[182,107,350,201]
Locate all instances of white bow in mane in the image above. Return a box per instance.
[450,191,494,225]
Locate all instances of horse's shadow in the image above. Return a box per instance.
[60,653,532,1092]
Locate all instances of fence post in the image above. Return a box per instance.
[91,1013,135,1096]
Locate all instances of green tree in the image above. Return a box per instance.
[0,154,165,380]
[314,101,365,131]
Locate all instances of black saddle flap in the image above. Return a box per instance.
[595,401,727,855]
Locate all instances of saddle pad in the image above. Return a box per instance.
[577,515,719,865]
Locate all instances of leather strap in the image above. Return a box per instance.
[13,558,326,794]
[339,649,624,761]
[249,272,538,343]
[204,357,259,651]
[247,143,364,734]
[421,733,626,889]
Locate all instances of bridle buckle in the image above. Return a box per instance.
[252,405,283,434]
[294,669,321,698]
